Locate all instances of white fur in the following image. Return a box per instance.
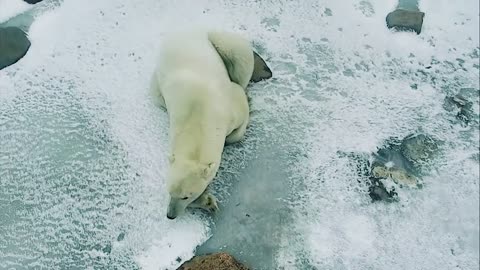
[150,31,254,218]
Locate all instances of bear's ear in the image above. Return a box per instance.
[168,154,175,164]
[201,162,216,178]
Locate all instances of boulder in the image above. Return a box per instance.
[386,9,425,34]
[177,253,249,270]
[0,27,31,70]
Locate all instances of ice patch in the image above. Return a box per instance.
[135,220,209,270]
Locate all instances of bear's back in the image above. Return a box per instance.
[156,32,230,85]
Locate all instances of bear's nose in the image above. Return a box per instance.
[167,214,176,220]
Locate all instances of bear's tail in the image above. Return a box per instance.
[207,31,254,89]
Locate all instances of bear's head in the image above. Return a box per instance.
[166,156,216,219]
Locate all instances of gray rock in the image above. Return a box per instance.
[0,27,31,70]
[386,9,425,34]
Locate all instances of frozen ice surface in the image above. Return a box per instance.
[0,0,479,269]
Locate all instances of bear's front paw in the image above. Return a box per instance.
[205,194,219,214]
[188,192,219,214]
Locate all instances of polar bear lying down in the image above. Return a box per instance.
[150,31,270,219]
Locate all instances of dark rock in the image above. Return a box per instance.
[386,9,425,34]
[0,27,31,70]
[250,51,272,83]
[444,94,470,111]
[177,253,249,270]
[24,0,43,4]
[368,179,398,202]
[456,108,472,126]
[443,89,478,126]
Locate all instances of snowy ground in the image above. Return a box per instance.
[0,0,478,269]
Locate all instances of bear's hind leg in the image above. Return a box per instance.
[225,120,248,145]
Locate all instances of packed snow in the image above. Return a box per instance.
[0,0,478,269]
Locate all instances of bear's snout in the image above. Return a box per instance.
[167,197,184,220]
[166,206,178,220]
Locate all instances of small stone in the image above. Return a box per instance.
[386,9,425,34]
[102,243,112,254]
[0,27,31,70]
[324,8,333,16]
[177,252,249,270]
[117,232,125,241]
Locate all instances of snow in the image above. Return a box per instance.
[0,0,31,23]
[0,0,478,269]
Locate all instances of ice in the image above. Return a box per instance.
[0,0,479,269]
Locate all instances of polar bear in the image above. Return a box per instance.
[150,30,255,219]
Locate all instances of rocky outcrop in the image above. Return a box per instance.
[177,253,249,270]
[0,27,31,70]
[344,133,441,202]
[368,134,440,201]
